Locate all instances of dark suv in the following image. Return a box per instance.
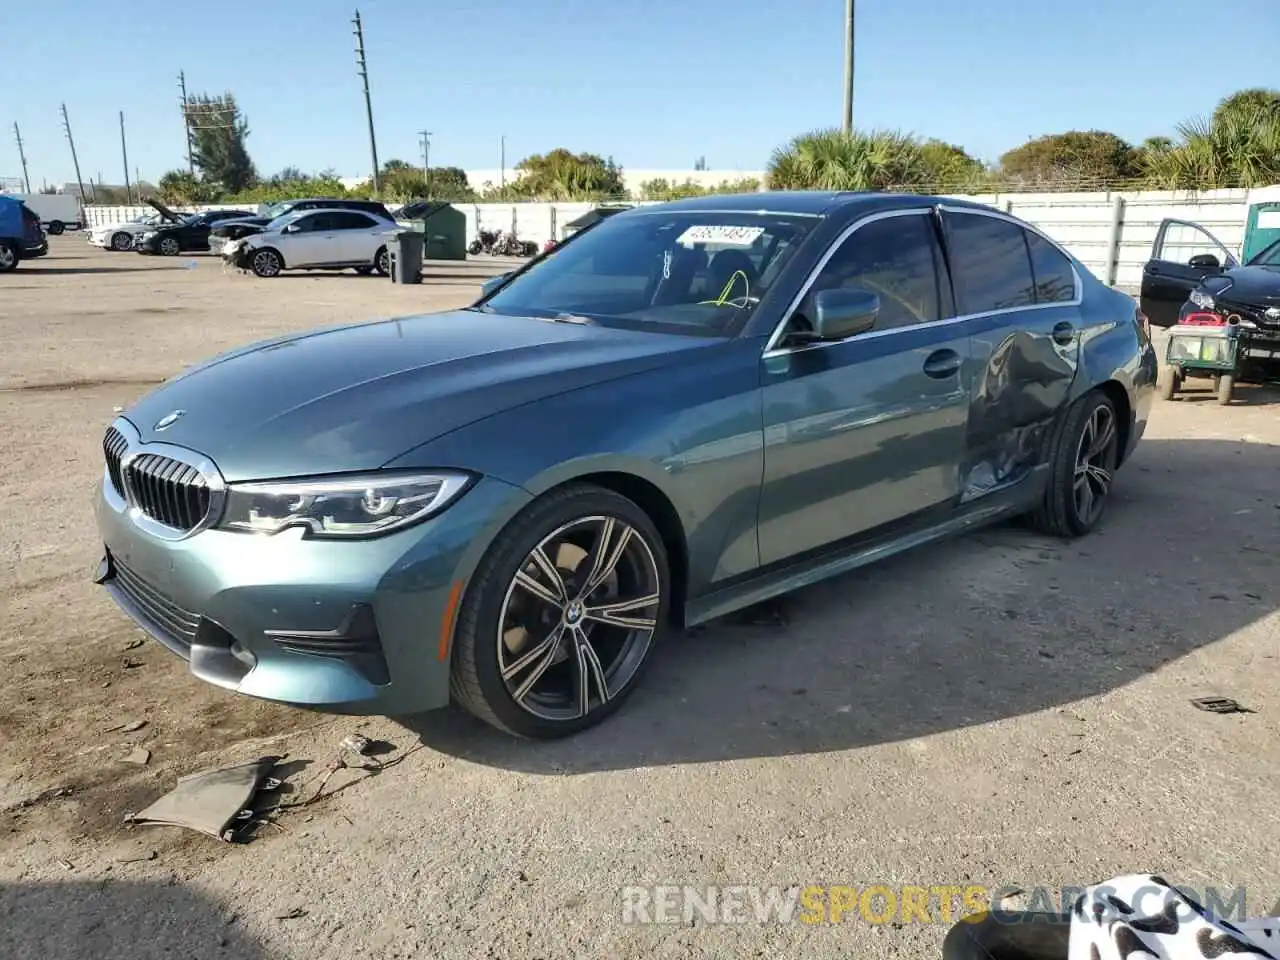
[207,198,394,253]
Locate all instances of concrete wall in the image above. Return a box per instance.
[84,187,1262,291]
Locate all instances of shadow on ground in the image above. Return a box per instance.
[1172,381,1280,406]
[23,265,180,275]
[0,881,266,960]
[400,437,1280,772]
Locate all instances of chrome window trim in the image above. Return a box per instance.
[761,204,1084,359]
[102,417,227,542]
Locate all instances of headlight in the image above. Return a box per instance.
[1189,289,1215,310]
[219,471,473,539]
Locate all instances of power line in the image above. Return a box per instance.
[352,9,380,194]
[60,103,87,202]
[13,123,31,194]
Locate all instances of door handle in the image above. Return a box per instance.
[1146,264,1160,275]
[1052,321,1075,345]
[923,348,961,379]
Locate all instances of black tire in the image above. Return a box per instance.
[1157,367,1179,401]
[47,220,65,236]
[354,265,374,276]
[374,246,390,277]
[450,484,670,739]
[1026,390,1120,539]
[0,240,18,272]
[468,240,482,255]
[250,248,284,278]
[158,236,181,257]
[111,232,133,252]
[1217,373,1235,405]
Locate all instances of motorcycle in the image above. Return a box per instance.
[467,227,500,256]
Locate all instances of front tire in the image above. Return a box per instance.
[111,232,133,251]
[250,248,283,278]
[1026,391,1120,539]
[450,484,670,739]
[1157,367,1180,401]
[159,236,181,256]
[0,241,18,272]
[47,220,65,236]
[1216,373,1235,405]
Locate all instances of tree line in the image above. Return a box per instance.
[149,87,1280,206]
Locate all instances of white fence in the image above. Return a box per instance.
[84,188,1259,291]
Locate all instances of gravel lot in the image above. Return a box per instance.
[2,236,1278,960]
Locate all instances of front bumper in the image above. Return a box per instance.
[95,469,531,715]
[88,232,113,248]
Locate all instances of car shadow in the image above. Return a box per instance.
[398,437,1280,772]
[24,265,183,275]
[1171,382,1280,406]
[0,881,266,960]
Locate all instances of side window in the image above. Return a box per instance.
[292,214,322,233]
[333,212,375,230]
[945,213,1036,314]
[807,213,945,330]
[1025,231,1076,304]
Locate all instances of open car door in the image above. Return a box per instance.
[1140,218,1239,327]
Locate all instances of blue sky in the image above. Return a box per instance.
[6,0,1279,187]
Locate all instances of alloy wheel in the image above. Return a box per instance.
[1073,403,1117,526]
[0,244,15,270]
[112,233,133,251]
[496,516,661,722]
[253,250,281,277]
[376,248,390,275]
[160,237,180,256]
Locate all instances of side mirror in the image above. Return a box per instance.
[807,287,880,341]
[480,272,511,297]
[1188,253,1221,271]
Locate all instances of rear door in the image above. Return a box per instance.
[939,206,1081,499]
[1140,218,1238,327]
[757,208,971,565]
[327,211,383,263]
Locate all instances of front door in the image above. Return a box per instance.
[757,209,971,566]
[283,212,332,266]
[938,207,1081,498]
[1140,218,1238,327]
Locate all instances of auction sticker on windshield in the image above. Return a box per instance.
[677,225,765,247]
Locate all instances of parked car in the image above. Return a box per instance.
[135,209,255,255]
[8,193,84,234]
[224,208,397,277]
[208,197,395,254]
[93,192,1156,739]
[89,201,190,251]
[0,196,48,271]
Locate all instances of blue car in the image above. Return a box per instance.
[94,192,1157,738]
[0,195,48,271]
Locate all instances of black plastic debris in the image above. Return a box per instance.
[1190,696,1254,715]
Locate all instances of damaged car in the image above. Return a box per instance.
[94,192,1156,739]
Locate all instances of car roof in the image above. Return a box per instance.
[627,190,995,218]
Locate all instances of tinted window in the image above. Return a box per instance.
[331,212,376,230]
[945,212,1036,314]
[807,213,946,330]
[1025,231,1076,303]
[292,214,324,232]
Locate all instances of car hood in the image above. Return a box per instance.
[121,310,720,482]
[1209,266,1280,304]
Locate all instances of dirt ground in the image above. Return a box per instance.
[1,236,1278,960]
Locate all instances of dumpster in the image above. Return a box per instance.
[388,230,424,284]
[560,204,633,241]
[395,201,466,261]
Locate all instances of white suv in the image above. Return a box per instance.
[228,209,397,278]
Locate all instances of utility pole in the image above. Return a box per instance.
[60,103,87,203]
[178,70,195,174]
[500,134,506,188]
[841,0,855,133]
[13,123,31,193]
[418,129,432,196]
[352,9,380,194]
[119,112,132,204]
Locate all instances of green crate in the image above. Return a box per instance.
[1165,328,1238,371]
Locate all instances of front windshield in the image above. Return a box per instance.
[265,212,305,232]
[480,211,818,336]
[260,202,292,220]
[1246,237,1280,267]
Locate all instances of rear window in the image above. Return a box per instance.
[1026,231,1076,303]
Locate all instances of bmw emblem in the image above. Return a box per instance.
[154,410,186,431]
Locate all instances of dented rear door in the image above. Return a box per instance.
[938,206,1081,501]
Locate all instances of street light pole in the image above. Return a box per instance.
[842,0,855,133]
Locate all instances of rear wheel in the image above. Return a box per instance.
[1216,373,1235,405]
[250,248,283,278]
[110,232,133,251]
[1157,367,1180,400]
[374,246,390,277]
[1026,391,1120,538]
[0,241,18,272]
[47,220,65,236]
[450,485,669,738]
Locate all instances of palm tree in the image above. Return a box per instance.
[1143,103,1280,189]
[766,129,930,191]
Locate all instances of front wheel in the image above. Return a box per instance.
[1216,373,1235,405]
[47,220,65,236]
[0,241,18,272]
[159,236,181,256]
[1157,367,1180,401]
[250,248,283,278]
[450,485,670,738]
[111,232,133,251]
[1026,391,1120,538]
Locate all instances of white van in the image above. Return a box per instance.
[9,194,85,234]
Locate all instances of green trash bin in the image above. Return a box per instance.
[389,230,423,284]
[395,202,467,261]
